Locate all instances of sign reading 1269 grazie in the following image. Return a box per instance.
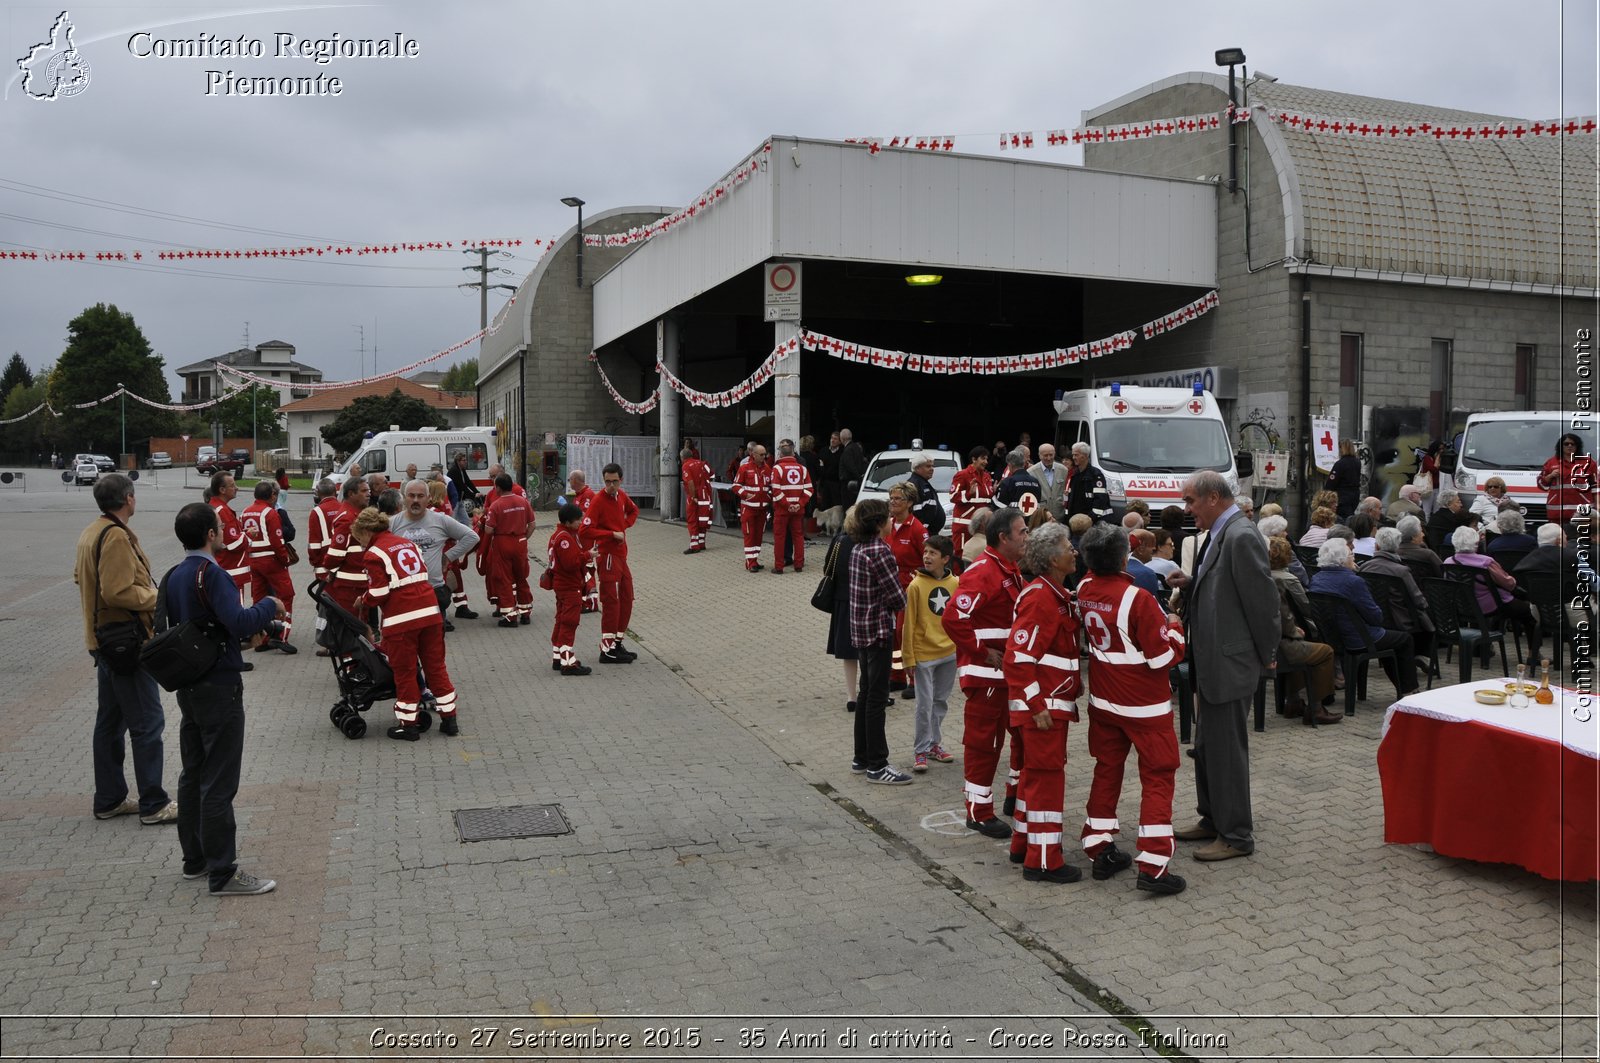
[763,262,801,322]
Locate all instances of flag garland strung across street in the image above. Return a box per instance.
[0,238,550,264]
[582,141,773,249]
[654,336,798,408]
[1264,109,1598,141]
[0,382,251,424]
[586,353,659,415]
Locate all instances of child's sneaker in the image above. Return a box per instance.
[913,753,929,773]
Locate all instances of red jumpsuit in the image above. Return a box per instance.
[681,458,715,553]
[734,461,771,571]
[941,547,1024,825]
[547,526,587,667]
[360,530,456,727]
[769,456,814,573]
[475,482,525,613]
[1004,576,1083,871]
[242,499,294,640]
[484,492,535,623]
[326,502,367,617]
[209,497,250,598]
[1538,453,1598,525]
[307,496,342,585]
[949,464,994,557]
[579,487,639,653]
[1075,571,1185,880]
[572,485,600,611]
[887,516,927,681]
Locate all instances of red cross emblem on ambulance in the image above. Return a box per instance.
[1188,399,1205,415]
[1111,400,1128,415]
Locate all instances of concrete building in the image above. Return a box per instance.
[278,375,477,465]
[175,340,324,406]
[479,71,1595,520]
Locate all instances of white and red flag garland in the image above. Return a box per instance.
[1,239,548,264]
[655,336,798,408]
[586,353,660,415]
[585,142,773,250]
[1266,109,1597,141]
[844,136,957,154]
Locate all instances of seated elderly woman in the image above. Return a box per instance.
[1267,537,1339,723]
[1298,506,1337,548]
[1346,512,1378,558]
[1358,526,1437,663]
[1308,538,1420,697]
[1444,525,1541,660]
[1426,489,1466,557]
[1258,515,1310,587]
[1485,509,1537,562]
[1470,476,1511,522]
[1395,514,1443,578]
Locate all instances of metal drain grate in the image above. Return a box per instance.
[454,804,572,843]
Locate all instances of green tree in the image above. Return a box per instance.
[208,383,283,439]
[320,389,440,456]
[0,382,58,461]
[0,353,33,409]
[439,358,477,393]
[47,304,177,454]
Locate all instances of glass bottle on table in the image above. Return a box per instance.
[1509,664,1530,709]
[1535,659,1555,704]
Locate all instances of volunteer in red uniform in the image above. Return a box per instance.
[568,470,600,612]
[483,473,535,628]
[242,481,297,653]
[207,472,250,598]
[1073,524,1187,896]
[325,477,371,617]
[941,505,1026,841]
[886,483,928,686]
[580,463,640,664]
[474,463,524,617]
[734,443,772,572]
[769,439,814,574]
[949,447,994,557]
[546,503,592,676]
[680,448,715,555]
[306,478,342,585]
[1539,432,1598,527]
[1004,522,1083,883]
[351,507,459,741]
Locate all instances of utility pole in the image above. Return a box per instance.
[353,324,365,378]
[460,247,518,478]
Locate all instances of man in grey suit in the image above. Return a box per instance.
[1028,444,1066,522]
[1166,470,1278,862]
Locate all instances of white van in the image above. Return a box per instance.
[1052,383,1238,519]
[330,427,499,493]
[1453,410,1596,524]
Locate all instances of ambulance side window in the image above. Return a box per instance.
[360,449,386,473]
[448,443,488,472]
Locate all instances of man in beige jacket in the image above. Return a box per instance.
[74,474,176,825]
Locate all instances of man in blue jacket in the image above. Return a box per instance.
[167,502,286,896]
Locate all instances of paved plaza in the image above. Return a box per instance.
[0,473,1594,1061]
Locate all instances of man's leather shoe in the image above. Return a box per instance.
[1193,839,1252,862]
[1023,864,1082,884]
[1090,844,1133,880]
[455,606,479,620]
[1173,823,1217,842]
[1312,709,1344,725]
[1136,871,1187,895]
[551,659,563,671]
[237,661,254,672]
[966,817,1012,840]
[438,716,459,736]
[683,547,697,554]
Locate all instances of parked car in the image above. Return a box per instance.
[149,451,172,469]
[856,445,959,524]
[90,454,115,472]
[196,448,250,475]
[194,445,217,470]
[74,460,99,486]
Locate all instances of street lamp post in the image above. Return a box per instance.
[561,196,586,288]
[1214,47,1247,195]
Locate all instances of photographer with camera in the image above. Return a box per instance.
[166,502,286,896]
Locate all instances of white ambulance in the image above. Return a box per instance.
[1052,383,1238,519]
[1453,410,1596,525]
[329,427,500,493]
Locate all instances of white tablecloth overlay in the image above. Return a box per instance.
[1384,682,1599,760]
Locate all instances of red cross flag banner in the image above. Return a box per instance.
[844,135,957,154]
[2,239,547,264]
[585,141,772,249]
[1311,416,1340,472]
[1255,451,1290,490]
[1268,110,1597,141]
[587,353,659,415]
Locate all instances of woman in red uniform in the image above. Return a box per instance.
[1538,432,1597,527]
[351,508,459,741]
[886,482,927,692]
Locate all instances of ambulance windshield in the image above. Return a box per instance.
[1460,418,1584,471]
[1094,417,1232,473]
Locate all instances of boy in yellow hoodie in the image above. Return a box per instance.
[901,536,960,772]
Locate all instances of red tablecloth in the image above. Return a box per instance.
[1378,695,1598,882]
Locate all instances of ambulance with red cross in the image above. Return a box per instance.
[1052,382,1238,521]
[1453,410,1597,526]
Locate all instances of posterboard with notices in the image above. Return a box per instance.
[610,437,658,500]
[565,434,612,492]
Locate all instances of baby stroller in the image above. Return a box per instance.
[308,580,434,740]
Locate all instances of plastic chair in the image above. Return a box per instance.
[1490,548,1531,574]
[1422,576,1509,683]
[1305,591,1403,717]
[1294,544,1322,572]
[1170,662,1273,744]
[1443,566,1528,664]
[1358,570,1438,689]
[1516,569,1590,672]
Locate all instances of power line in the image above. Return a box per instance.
[0,176,351,243]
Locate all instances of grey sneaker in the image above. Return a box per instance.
[210,869,276,896]
[139,800,179,825]
[94,797,139,820]
[865,765,913,785]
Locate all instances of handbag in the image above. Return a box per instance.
[1411,467,1434,496]
[91,523,149,676]
[139,563,228,692]
[538,566,554,591]
[810,538,843,613]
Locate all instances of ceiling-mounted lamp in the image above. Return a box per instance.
[904,273,943,286]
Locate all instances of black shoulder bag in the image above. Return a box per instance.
[810,537,843,613]
[91,522,149,676]
[140,563,227,692]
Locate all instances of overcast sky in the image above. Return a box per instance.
[3,0,1596,397]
